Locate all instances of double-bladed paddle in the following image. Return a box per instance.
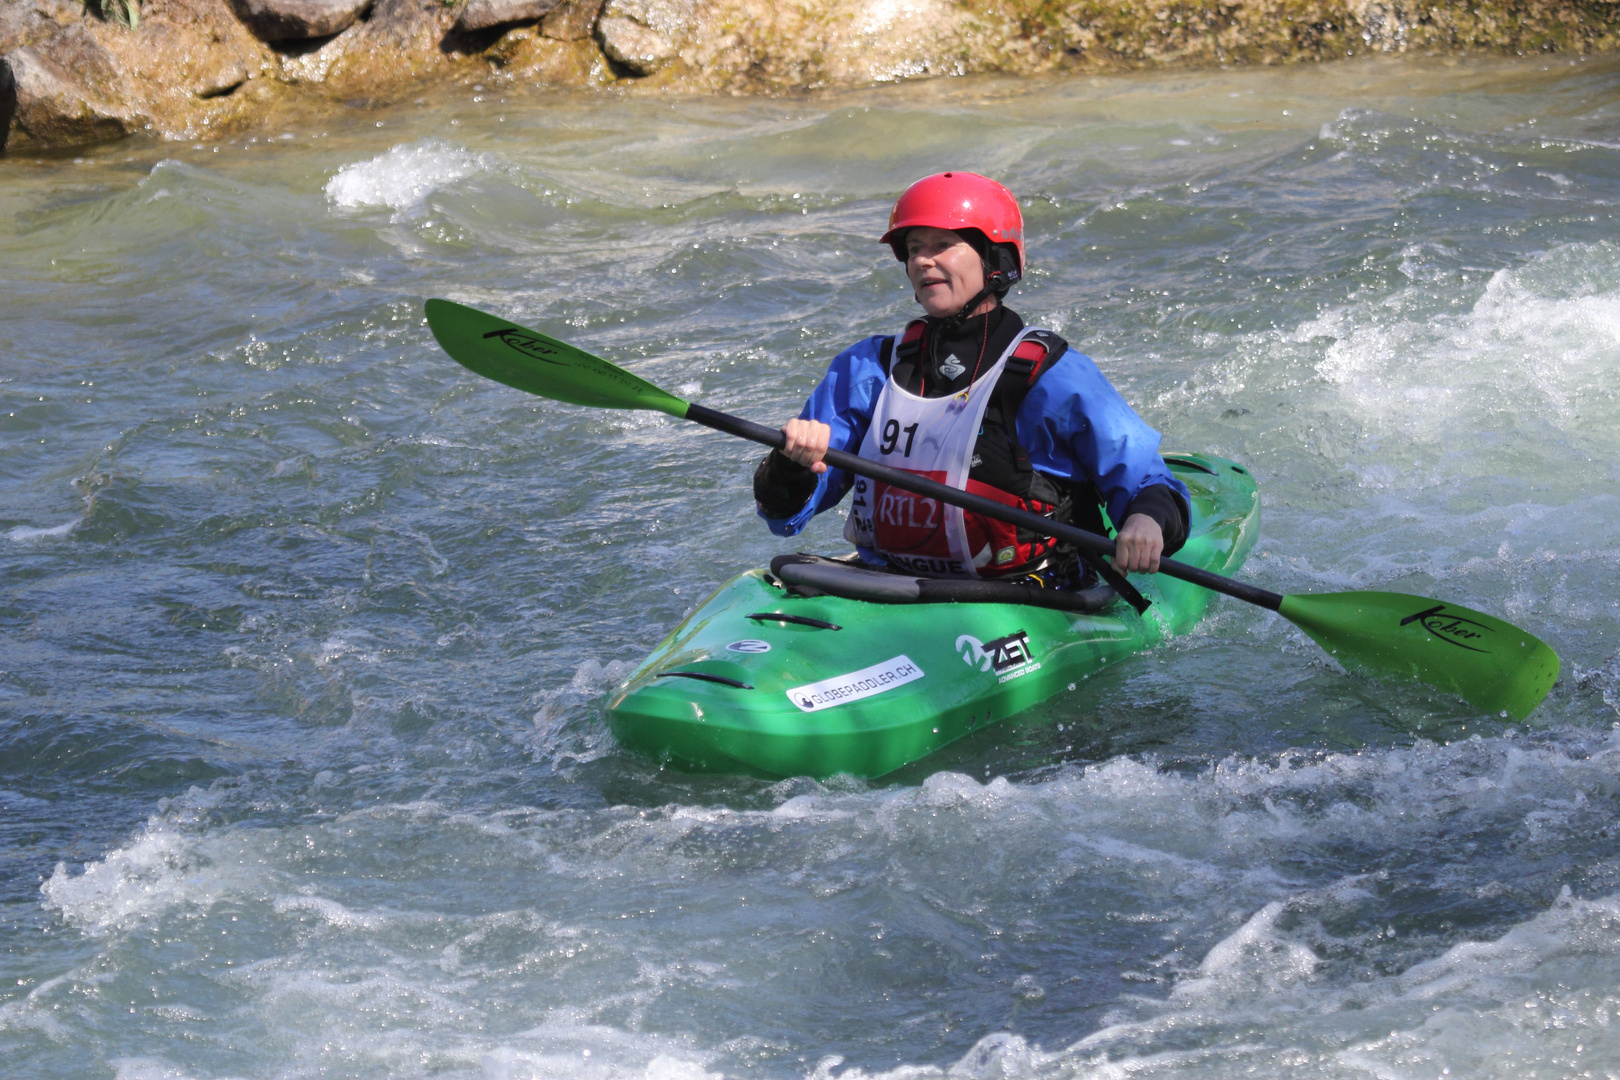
[423,298,1561,720]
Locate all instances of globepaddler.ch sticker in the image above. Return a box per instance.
[786,655,925,713]
[957,630,1041,684]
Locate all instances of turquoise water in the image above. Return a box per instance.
[4,53,1620,1079]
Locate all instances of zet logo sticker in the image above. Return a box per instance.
[726,639,772,654]
[1399,605,1491,653]
[957,634,992,671]
[957,630,1041,683]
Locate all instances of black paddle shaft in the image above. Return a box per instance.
[685,404,1285,614]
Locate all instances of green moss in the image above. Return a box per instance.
[971,0,1620,65]
[86,0,139,28]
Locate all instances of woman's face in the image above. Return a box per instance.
[905,227,988,318]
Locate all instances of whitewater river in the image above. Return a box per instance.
[5,53,1620,1080]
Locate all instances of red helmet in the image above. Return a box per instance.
[880,171,1025,277]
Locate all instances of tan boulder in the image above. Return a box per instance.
[1,24,142,151]
[455,0,563,33]
[483,23,607,80]
[654,0,1029,91]
[229,0,371,41]
[301,0,460,90]
[1,0,83,55]
[540,0,603,39]
[596,0,694,73]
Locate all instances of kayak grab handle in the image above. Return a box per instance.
[745,612,843,631]
[656,671,755,690]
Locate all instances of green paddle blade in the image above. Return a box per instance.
[1278,591,1560,720]
[424,298,690,417]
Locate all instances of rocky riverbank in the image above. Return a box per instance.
[3,0,1619,153]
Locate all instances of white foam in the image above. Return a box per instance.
[324,139,494,219]
[1038,883,1620,1080]
[525,658,640,765]
[6,518,77,541]
[0,972,75,1040]
[40,827,209,936]
[271,894,393,931]
[807,1033,1057,1079]
[478,1015,722,1080]
[109,1058,228,1080]
[27,733,1620,1079]
[482,1048,719,1080]
[643,1056,722,1080]
[135,158,189,202]
[312,633,378,667]
[406,433,474,449]
[39,787,248,936]
[1171,900,1321,1003]
[1164,238,1620,498]
[1288,241,1620,480]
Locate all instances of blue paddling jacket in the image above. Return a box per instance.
[758,330,1190,551]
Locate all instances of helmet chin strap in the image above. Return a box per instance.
[931,284,997,335]
[933,252,1009,333]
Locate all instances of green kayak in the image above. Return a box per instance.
[607,453,1260,779]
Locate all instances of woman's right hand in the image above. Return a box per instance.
[781,419,832,474]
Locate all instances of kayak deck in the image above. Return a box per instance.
[606,453,1260,779]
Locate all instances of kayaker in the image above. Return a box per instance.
[754,171,1189,586]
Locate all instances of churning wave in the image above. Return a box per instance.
[32,729,1620,1078]
[324,139,497,220]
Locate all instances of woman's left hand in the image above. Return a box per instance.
[1112,513,1164,574]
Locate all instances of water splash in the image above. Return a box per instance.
[325,139,497,219]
